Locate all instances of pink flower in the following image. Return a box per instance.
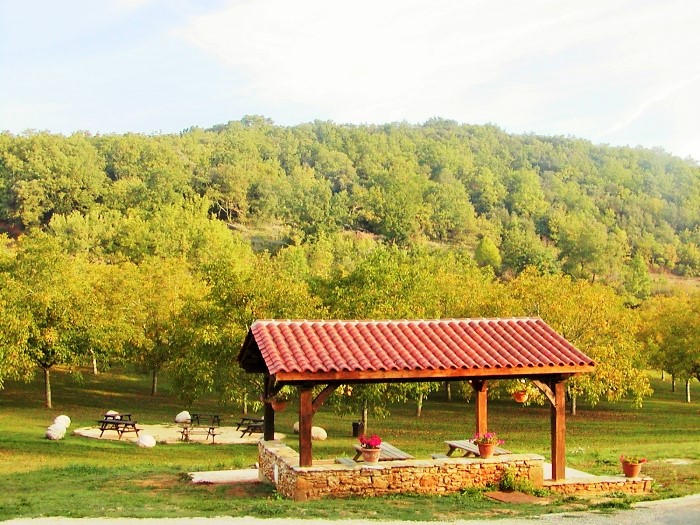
[620,454,647,464]
[359,434,382,449]
[472,432,505,445]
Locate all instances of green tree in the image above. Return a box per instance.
[0,233,95,407]
[639,293,700,401]
[0,132,106,228]
[505,269,652,411]
[474,237,501,272]
[500,220,559,275]
[128,257,213,396]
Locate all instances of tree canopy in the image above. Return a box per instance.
[2,117,699,409]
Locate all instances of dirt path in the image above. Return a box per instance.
[73,424,285,445]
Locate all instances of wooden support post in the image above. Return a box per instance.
[263,375,275,441]
[298,385,314,467]
[551,379,566,480]
[471,380,488,435]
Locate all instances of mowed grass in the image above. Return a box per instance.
[0,368,698,521]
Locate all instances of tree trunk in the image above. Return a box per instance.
[91,351,98,375]
[243,393,249,415]
[446,381,452,401]
[151,369,158,396]
[44,367,52,409]
[416,392,424,417]
[661,370,664,381]
[361,401,368,431]
[686,379,691,403]
[570,394,577,416]
[672,374,676,393]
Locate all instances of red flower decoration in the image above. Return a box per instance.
[359,434,382,449]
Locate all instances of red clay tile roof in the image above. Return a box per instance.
[239,318,595,382]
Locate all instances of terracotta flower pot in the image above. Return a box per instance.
[361,447,381,464]
[621,461,643,478]
[477,442,496,459]
[270,399,288,412]
[513,391,528,403]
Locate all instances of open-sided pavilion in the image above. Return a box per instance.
[238,317,596,480]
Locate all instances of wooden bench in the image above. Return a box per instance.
[444,439,511,457]
[97,418,139,439]
[352,442,414,462]
[180,425,219,443]
[239,421,264,437]
[236,416,263,430]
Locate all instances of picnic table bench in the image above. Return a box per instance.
[351,442,414,462]
[190,413,221,426]
[443,439,511,458]
[236,416,264,437]
[97,418,139,438]
[179,424,219,443]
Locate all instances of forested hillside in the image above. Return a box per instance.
[1,117,699,410]
[2,117,700,284]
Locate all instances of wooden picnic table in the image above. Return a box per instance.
[103,412,132,421]
[352,442,414,462]
[190,413,221,426]
[179,424,219,443]
[236,416,264,437]
[97,418,139,438]
[444,439,511,457]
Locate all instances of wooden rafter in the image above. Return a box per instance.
[312,383,340,415]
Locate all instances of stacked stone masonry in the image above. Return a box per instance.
[545,477,653,495]
[259,440,544,501]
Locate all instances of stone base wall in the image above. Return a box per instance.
[258,440,545,501]
[545,477,653,495]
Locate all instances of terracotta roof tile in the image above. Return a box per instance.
[245,318,595,378]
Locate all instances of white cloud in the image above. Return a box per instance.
[2,0,698,158]
[174,0,700,158]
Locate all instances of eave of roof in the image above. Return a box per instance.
[238,318,596,383]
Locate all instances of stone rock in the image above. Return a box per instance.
[291,423,326,440]
[175,410,191,423]
[105,410,120,419]
[311,426,327,441]
[45,423,66,440]
[137,434,157,448]
[53,415,71,428]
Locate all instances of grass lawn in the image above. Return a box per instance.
[0,368,698,521]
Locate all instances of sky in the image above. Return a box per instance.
[1,0,699,160]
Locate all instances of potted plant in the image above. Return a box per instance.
[620,455,647,477]
[358,434,382,464]
[512,390,528,403]
[270,395,288,412]
[263,386,291,412]
[472,432,505,459]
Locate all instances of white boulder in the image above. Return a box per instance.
[53,415,71,428]
[137,434,157,448]
[105,410,120,419]
[45,424,66,440]
[175,410,191,423]
[311,426,327,441]
[292,422,326,440]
